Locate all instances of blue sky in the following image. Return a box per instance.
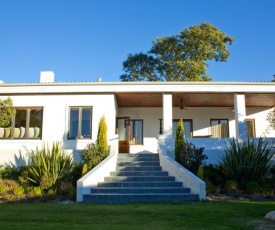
[0,0,274,83]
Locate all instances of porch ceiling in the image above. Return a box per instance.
[115,93,275,108]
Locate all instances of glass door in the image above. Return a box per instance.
[116,117,130,153]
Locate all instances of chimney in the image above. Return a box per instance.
[40,71,55,83]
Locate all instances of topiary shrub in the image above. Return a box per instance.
[175,119,184,163]
[246,181,261,194]
[82,163,88,176]
[97,116,108,157]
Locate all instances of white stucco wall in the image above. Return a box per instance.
[118,107,161,153]
[1,92,274,166]
[0,94,117,166]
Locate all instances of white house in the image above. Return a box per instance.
[1,72,275,167]
[2,72,275,201]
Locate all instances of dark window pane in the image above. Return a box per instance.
[69,108,79,139]
[81,108,91,138]
[14,109,27,138]
[29,109,43,138]
[134,120,142,144]
[129,120,143,145]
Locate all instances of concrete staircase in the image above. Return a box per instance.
[83,153,199,203]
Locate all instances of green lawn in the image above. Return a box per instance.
[0,201,274,229]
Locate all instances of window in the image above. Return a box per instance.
[210,119,229,138]
[246,119,255,138]
[172,119,193,138]
[68,107,92,139]
[0,107,43,139]
[126,119,143,145]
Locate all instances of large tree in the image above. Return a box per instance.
[120,22,234,82]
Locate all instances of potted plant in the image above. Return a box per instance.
[0,97,15,138]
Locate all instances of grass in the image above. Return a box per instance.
[0,201,274,229]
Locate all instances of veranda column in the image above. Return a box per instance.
[163,93,173,136]
[234,93,247,138]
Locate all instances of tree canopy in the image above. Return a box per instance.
[0,97,15,127]
[120,22,234,82]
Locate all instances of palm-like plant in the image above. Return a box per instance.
[220,138,274,190]
[27,142,73,192]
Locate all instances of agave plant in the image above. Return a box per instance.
[27,142,73,192]
[220,138,274,190]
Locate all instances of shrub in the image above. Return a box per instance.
[203,164,226,187]
[80,143,107,170]
[44,188,57,200]
[175,119,184,163]
[225,180,238,192]
[197,165,203,180]
[0,184,7,195]
[59,182,76,199]
[0,165,4,179]
[260,181,273,196]
[206,182,219,195]
[82,163,88,176]
[246,181,261,194]
[0,180,21,201]
[220,138,274,190]
[176,140,208,174]
[27,142,73,192]
[1,165,20,180]
[97,116,108,156]
[65,162,85,188]
[0,97,16,128]
[13,186,25,197]
[33,186,42,197]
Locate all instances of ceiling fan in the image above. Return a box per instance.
[180,99,188,110]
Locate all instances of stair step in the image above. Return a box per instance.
[117,157,159,162]
[98,181,183,187]
[116,162,160,167]
[91,187,191,193]
[110,171,168,177]
[81,152,200,203]
[83,193,199,203]
[118,153,159,158]
[104,176,176,182]
[116,166,162,171]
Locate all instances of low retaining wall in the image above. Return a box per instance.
[76,135,119,202]
[158,135,206,200]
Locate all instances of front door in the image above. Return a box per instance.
[116,117,130,153]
